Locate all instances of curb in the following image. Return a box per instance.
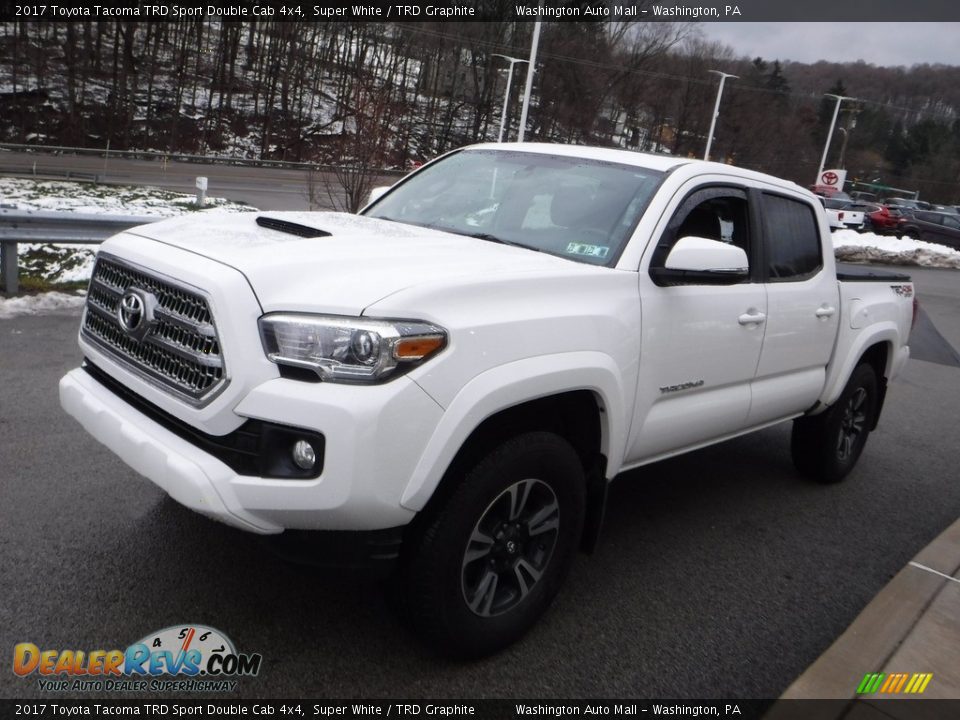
[780,516,960,701]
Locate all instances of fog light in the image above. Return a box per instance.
[292,440,316,470]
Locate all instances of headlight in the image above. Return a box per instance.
[258,314,446,383]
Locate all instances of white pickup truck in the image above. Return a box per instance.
[60,144,915,657]
[819,196,866,232]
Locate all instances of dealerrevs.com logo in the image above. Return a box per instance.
[13,625,262,693]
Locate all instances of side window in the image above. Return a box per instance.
[761,193,822,281]
[942,215,960,231]
[651,187,751,276]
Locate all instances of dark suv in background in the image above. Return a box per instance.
[883,198,932,213]
[900,210,960,249]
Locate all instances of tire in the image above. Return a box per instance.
[401,432,586,657]
[791,364,878,484]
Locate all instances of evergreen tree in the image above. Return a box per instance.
[765,60,790,97]
[885,119,913,175]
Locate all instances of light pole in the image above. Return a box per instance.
[491,54,528,143]
[818,93,855,181]
[704,70,738,161]
[517,12,542,143]
[836,127,849,169]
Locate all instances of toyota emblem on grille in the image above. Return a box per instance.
[117,288,156,340]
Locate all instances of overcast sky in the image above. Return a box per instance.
[699,23,960,67]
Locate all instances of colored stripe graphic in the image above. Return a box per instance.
[893,674,909,693]
[857,672,933,694]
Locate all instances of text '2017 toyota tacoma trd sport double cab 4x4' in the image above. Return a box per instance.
[60,144,915,656]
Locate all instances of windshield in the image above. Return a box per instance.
[363,148,665,266]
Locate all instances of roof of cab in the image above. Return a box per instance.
[461,142,808,197]
[464,142,692,173]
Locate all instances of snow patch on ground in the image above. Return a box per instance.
[2,177,256,284]
[832,229,960,269]
[0,291,87,319]
[1,177,254,215]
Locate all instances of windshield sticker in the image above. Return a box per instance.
[566,242,610,259]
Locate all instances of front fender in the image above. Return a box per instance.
[400,351,629,511]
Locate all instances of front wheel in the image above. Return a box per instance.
[791,363,878,483]
[401,432,586,657]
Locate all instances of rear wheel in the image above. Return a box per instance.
[401,432,585,657]
[791,364,878,483]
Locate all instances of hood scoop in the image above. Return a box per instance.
[256,215,331,238]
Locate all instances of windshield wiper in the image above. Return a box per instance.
[370,220,542,254]
[462,232,542,253]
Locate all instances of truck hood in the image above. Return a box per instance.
[125,211,580,315]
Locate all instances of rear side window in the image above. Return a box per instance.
[762,193,822,281]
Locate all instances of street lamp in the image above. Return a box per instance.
[517,13,543,143]
[836,127,849,169]
[704,70,738,161]
[817,93,855,181]
[491,54,528,143]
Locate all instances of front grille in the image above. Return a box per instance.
[81,254,226,404]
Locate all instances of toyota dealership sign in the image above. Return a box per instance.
[813,168,847,195]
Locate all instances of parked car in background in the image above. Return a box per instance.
[900,210,960,249]
[849,191,879,203]
[883,198,931,213]
[819,196,865,231]
[861,203,907,236]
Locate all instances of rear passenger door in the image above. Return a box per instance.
[748,191,840,426]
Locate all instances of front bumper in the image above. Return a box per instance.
[60,362,443,535]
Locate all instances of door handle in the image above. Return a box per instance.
[738,311,766,326]
[815,306,836,319]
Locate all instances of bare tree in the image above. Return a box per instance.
[321,78,404,212]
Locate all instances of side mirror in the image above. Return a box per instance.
[367,186,391,205]
[652,236,749,285]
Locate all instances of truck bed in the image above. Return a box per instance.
[836,264,911,283]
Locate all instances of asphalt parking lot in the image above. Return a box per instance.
[1,265,958,700]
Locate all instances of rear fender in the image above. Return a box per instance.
[819,324,900,409]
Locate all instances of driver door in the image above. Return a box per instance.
[625,185,767,463]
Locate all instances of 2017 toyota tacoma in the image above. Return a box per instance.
[60,144,915,656]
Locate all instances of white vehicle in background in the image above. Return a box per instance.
[819,196,866,231]
[61,144,915,657]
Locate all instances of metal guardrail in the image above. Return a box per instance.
[0,209,160,296]
[0,142,409,177]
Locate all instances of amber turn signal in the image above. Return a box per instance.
[394,335,445,360]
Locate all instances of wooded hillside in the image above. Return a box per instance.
[1,19,958,202]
